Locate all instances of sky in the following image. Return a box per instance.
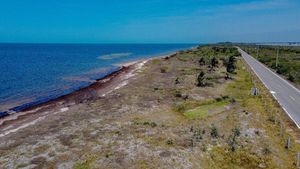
[0,0,299,43]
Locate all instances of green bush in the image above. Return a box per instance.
[226,56,236,73]
[166,139,173,145]
[211,57,219,67]
[288,73,295,82]
[197,71,206,87]
[262,147,271,155]
[199,57,206,65]
[232,127,241,137]
[210,124,219,138]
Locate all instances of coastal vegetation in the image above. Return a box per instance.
[0,45,299,168]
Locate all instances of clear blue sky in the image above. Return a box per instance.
[0,0,299,43]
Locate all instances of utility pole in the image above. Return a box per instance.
[297,153,300,168]
[256,45,259,58]
[276,47,279,67]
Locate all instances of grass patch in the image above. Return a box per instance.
[178,67,200,75]
[176,53,195,61]
[184,100,229,119]
[74,161,90,169]
[205,146,276,169]
[160,65,170,73]
[225,61,252,105]
[173,99,215,113]
[151,59,160,64]
[74,155,96,169]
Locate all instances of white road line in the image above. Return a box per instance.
[289,96,296,101]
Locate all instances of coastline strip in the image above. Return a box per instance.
[0,58,152,137]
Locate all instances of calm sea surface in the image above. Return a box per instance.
[0,43,196,113]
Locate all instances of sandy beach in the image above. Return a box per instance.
[0,58,150,138]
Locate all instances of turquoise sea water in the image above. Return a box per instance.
[0,43,196,115]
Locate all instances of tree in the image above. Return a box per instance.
[197,71,206,87]
[229,55,236,63]
[226,55,236,73]
[199,57,205,66]
[211,57,219,68]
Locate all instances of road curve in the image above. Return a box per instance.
[238,47,300,128]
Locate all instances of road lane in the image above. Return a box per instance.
[238,47,300,128]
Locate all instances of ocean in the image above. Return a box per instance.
[0,43,196,114]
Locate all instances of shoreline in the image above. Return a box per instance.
[0,66,122,117]
[0,44,199,137]
[0,53,168,137]
[0,49,190,116]
[0,58,154,117]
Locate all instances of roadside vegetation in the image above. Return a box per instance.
[240,45,300,85]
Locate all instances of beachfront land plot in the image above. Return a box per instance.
[0,45,299,169]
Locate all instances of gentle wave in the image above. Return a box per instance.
[98,53,132,60]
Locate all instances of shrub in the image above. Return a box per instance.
[225,72,230,80]
[226,56,236,73]
[193,128,203,141]
[232,127,241,137]
[142,121,157,127]
[262,147,271,155]
[197,71,206,87]
[143,121,150,125]
[175,77,180,84]
[267,115,275,123]
[227,134,237,152]
[229,97,236,103]
[166,139,173,145]
[201,144,207,152]
[160,67,167,73]
[211,57,219,67]
[227,127,240,152]
[221,95,230,100]
[199,57,206,65]
[150,122,157,128]
[174,90,182,98]
[210,124,219,138]
[288,73,295,82]
[174,103,185,113]
[215,97,223,102]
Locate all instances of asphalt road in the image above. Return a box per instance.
[238,47,300,128]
